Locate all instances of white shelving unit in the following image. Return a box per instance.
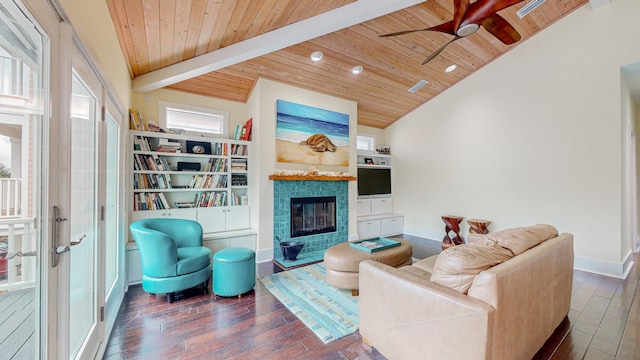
[356,151,403,239]
[126,130,255,285]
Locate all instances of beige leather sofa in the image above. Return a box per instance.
[359,224,574,360]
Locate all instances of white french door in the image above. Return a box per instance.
[6,1,126,358]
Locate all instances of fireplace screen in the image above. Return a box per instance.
[290,196,336,238]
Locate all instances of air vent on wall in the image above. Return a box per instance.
[516,0,546,18]
[408,80,428,93]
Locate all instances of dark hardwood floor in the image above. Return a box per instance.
[105,236,640,359]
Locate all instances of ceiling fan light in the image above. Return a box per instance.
[456,23,480,37]
[445,64,457,73]
[352,65,363,74]
[310,51,323,62]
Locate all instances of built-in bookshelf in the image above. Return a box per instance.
[129,130,250,233]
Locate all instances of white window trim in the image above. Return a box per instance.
[357,133,377,153]
[158,100,229,138]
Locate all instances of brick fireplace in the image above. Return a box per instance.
[271,176,353,268]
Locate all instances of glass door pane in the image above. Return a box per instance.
[69,72,98,358]
[104,112,119,296]
[0,0,46,358]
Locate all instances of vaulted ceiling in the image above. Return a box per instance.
[107,0,588,129]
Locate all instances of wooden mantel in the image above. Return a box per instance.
[269,175,356,181]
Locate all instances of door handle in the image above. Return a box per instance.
[52,206,68,267]
[55,234,86,254]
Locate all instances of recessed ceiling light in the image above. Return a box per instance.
[352,65,363,75]
[445,64,457,73]
[310,51,323,62]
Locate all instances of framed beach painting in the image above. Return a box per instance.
[276,99,350,166]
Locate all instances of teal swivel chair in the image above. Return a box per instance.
[130,218,211,303]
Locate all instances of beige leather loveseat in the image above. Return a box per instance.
[359,224,573,360]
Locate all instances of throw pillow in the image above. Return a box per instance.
[487,224,558,255]
[430,243,513,294]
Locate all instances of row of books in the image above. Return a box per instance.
[133,192,170,211]
[129,109,145,131]
[133,154,171,172]
[232,118,252,141]
[156,138,182,153]
[231,158,248,171]
[230,193,249,206]
[203,158,227,172]
[196,191,227,207]
[189,174,228,189]
[134,191,248,210]
[231,174,247,186]
[134,173,173,189]
[133,136,152,151]
[230,144,248,156]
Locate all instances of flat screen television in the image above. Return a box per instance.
[357,167,391,196]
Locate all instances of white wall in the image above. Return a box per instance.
[59,0,131,108]
[386,0,640,277]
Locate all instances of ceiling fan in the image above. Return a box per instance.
[380,0,536,65]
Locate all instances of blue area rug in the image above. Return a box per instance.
[259,262,359,344]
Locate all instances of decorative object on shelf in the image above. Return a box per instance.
[185,140,211,154]
[468,219,491,234]
[441,215,464,249]
[276,236,305,261]
[177,162,200,171]
[376,145,390,154]
[364,158,374,165]
[379,160,388,166]
[276,99,350,166]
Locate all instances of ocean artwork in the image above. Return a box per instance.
[276,99,350,166]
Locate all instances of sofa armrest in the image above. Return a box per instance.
[359,260,495,360]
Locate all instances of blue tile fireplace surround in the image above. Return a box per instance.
[273,179,349,268]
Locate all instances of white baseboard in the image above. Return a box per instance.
[256,248,274,263]
[403,226,443,242]
[573,251,634,279]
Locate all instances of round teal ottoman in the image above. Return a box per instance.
[212,247,256,297]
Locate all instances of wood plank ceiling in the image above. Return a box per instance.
[107,0,588,129]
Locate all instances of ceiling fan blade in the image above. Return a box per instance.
[422,36,461,65]
[462,0,524,27]
[380,20,456,38]
[481,14,521,45]
[452,0,470,31]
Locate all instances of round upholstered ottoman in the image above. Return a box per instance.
[324,239,413,295]
[212,247,256,297]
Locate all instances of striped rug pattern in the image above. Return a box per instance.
[259,262,359,344]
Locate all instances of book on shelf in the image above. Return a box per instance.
[242,118,252,141]
[129,109,144,131]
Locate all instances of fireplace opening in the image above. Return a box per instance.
[290,196,336,238]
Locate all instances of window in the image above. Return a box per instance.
[159,101,229,137]
[357,135,375,151]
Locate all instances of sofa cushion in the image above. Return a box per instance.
[430,243,513,294]
[486,224,558,255]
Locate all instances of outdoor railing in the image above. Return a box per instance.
[0,218,36,291]
[0,178,21,218]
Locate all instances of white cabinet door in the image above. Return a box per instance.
[372,198,393,215]
[381,216,404,236]
[357,198,372,216]
[197,207,226,233]
[224,205,250,231]
[358,219,381,239]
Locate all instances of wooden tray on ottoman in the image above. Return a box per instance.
[350,237,401,253]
